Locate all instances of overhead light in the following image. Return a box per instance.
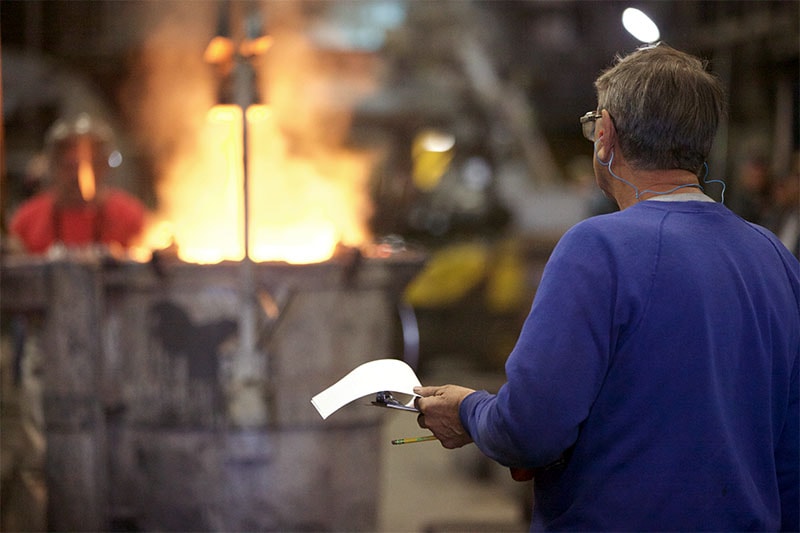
[622,7,660,43]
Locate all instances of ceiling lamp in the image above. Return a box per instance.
[622,7,661,43]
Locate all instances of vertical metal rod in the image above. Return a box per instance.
[232,5,267,426]
[241,80,251,260]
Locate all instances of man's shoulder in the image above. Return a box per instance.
[570,203,682,234]
[563,211,634,240]
[554,209,663,263]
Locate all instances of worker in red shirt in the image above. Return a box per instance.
[9,114,146,255]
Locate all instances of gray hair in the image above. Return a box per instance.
[594,43,726,173]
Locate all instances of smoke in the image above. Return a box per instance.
[121,2,218,181]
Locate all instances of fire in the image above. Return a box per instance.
[77,137,96,202]
[137,102,373,265]
[128,8,377,265]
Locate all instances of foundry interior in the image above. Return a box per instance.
[1,1,798,531]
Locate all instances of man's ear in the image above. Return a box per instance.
[595,109,617,163]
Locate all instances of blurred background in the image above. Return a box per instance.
[1,1,798,531]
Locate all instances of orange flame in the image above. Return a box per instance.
[137,103,373,264]
[77,137,96,202]
[240,36,273,58]
[203,36,235,65]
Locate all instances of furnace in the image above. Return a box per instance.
[1,247,422,531]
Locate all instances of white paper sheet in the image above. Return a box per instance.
[311,358,422,419]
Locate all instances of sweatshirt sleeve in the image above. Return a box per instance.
[460,220,628,467]
[777,353,799,532]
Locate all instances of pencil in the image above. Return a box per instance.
[391,435,438,445]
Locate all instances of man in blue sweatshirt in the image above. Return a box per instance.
[414,44,800,531]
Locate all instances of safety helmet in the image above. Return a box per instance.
[45,113,115,158]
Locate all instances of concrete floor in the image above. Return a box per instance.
[378,410,530,532]
[377,359,531,533]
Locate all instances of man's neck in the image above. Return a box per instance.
[613,168,701,209]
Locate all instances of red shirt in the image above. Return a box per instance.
[10,189,145,254]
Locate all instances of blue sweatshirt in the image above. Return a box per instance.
[460,200,800,531]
